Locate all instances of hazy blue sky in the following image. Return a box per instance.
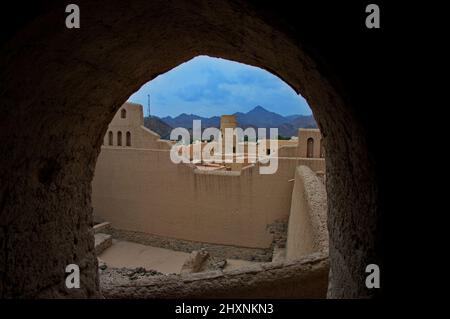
[128,55,312,118]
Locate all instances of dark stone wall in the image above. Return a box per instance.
[101,253,330,299]
[0,0,385,298]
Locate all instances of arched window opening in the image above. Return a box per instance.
[306,137,314,158]
[121,109,126,119]
[0,0,382,300]
[117,131,122,146]
[108,131,113,146]
[126,131,131,146]
[91,56,329,297]
[320,138,325,158]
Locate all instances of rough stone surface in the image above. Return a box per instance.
[267,219,288,248]
[101,253,329,299]
[94,233,112,256]
[97,258,108,271]
[181,249,227,273]
[181,250,210,273]
[101,267,164,282]
[0,1,384,298]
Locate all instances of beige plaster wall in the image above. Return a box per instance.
[277,145,299,157]
[92,147,325,249]
[286,166,328,259]
[297,128,324,158]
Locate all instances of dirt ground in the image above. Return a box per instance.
[98,239,260,274]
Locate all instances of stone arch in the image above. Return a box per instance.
[0,0,382,298]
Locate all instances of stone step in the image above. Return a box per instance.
[93,221,112,234]
[95,233,112,255]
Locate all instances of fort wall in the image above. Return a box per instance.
[286,166,328,259]
[92,147,325,249]
[92,102,326,251]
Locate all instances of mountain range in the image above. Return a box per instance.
[144,106,317,139]
[143,116,174,140]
